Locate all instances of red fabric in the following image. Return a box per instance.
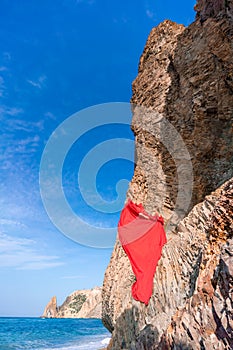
[118,200,167,305]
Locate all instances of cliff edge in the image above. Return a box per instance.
[102,0,233,349]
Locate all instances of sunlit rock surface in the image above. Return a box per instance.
[42,287,102,319]
[102,1,233,348]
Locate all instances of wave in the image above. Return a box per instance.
[42,335,111,350]
[101,337,111,345]
[0,318,111,350]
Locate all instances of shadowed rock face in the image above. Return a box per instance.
[130,16,233,227]
[157,180,233,350]
[103,179,233,349]
[195,0,233,21]
[102,1,233,349]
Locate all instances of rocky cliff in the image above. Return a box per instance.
[102,0,233,349]
[42,296,58,318]
[42,287,102,318]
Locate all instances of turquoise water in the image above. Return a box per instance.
[0,318,111,350]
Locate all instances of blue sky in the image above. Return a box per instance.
[0,0,195,317]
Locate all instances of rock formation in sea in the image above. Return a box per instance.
[42,287,102,318]
[42,295,58,318]
[102,0,233,348]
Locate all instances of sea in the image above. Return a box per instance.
[0,318,111,350]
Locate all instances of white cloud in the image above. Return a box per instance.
[0,232,64,270]
[0,106,44,132]
[17,261,63,270]
[45,111,56,120]
[0,125,43,222]
[61,275,85,279]
[18,135,40,144]
[0,219,26,228]
[27,75,47,89]
[0,105,44,185]
[27,80,41,88]
[0,132,40,173]
[0,76,5,97]
[146,9,156,19]
[0,105,24,118]
[113,16,129,24]
[0,233,34,251]
[3,52,11,61]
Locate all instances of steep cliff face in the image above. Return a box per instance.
[103,179,233,349]
[42,287,102,318]
[42,296,57,318]
[130,11,233,225]
[159,180,233,349]
[102,1,233,349]
[195,0,233,21]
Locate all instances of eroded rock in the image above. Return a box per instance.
[102,1,233,348]
[42,287,102,319]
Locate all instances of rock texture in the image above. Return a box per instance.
[103,180,233,349]
[130,14,233,226]
[102,1,233,349]
[42,287,102,318]
[195,0,233,21]
[41,296,58,318]
[158,180,233,350]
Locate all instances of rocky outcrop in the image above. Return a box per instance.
[130,14,233,228]
[103,180,233,349]
[157,180,233,349]
[57,287,102,318]
[102,1,233,349]
[41,296,58,318]
[42,287,102,318]
[195,0,233,21]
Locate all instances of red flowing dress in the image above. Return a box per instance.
[118,200,167,305]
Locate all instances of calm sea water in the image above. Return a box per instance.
[0,318,111,350]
